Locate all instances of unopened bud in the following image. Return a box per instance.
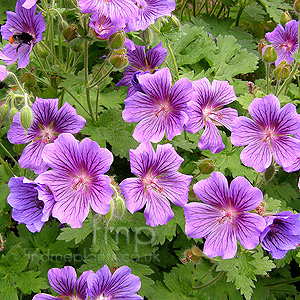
[104,202,114,222]
[198,159,214,174]
[262,45,277,64]
[9,107,19,122]
[62,24,78,42]
[20,72,36,88]
[110,49,128,69]
[0,104,9,122]
[264,164,276,183]
[20,106,33,132]
[109,31,126,50]
[114,196,125,217]
[258,39,267,56]
[35,43,48,59]
[280,11,292,26]
[274,61,290,80]
[183,246,203,264]
[294,0,300,14]
[141,27,154,46]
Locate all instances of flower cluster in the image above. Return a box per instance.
[33,265,143,299]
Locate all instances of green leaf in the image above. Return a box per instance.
[0,165,10,213]
[258,0,292,23]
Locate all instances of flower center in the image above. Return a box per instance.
[154,103,172,118]
[262,127,276,143]
[280,41,293,52]
[72,173,92,192]
[143,174,164,193]
[217,209,236,224]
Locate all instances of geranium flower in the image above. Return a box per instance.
[0,0,46,68]
[89,12,117,40]
[87,265,143,299]
[128,0,176,31]
[7,97,86,174]
[122,67,192,143]
[78,0,138,27]
[260,211,300,259]
[33,266,93,300]
[265,19,299,66]
[7,176,54,232]
[231,94,300,172]
[116,38,167,89]
[184,77,238,153]
[184,172,266,259]
[120,142,192,227]
[0,65,7,81]
[22,0,37,9]
[36,133,114,228]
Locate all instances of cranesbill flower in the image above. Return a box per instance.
[184,77,237,153]
[33,266,93,300]
[78,0,138,27]
[116,38,167,88]
[184,172,265,259]
[123,67,192,143]
[265,19,299,66]
[0,0,46,68]
[22,0,37,9]
[231,94,300,172]
[260,211,300,259]
[87,265,143,300]
[89,12,117,40]
[7,97,86,174]
[128,0,176,31]
[7,176,54,232]
[0,65,7,81]
[120,142,192,227]
[36,133,114,228]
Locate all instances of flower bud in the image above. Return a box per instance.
[280,11,292,26]
[35,43,48,59]
[198,159,214,174]
[294,0,300,14]
[264,164,276,183]
[20,72,36,88]
[114,196,125,217]
[62,24,78,42]
[258,39,266,56]
[0,104,9,122]
[20,105,33,132]
[141,27,154,46]
[274,61,290,80]
[104,202,114,222]
[262,45,277,64]
[110,49,128,69]
[182,246,203,264]
[9,107,19,122]
[109,31,126,50]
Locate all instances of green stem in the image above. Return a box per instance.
[110,183,120,198]
[216,4,225,18]
[49,12,55,65]
[84,39,96,123]
[89,53,113,85]
[193,272,224,290]
[90,66,114,89]
[68,52,84,73]
[7,72,26,94]
[197,263,218,283]
[64,88,90,115]
[193,0,196,17]
[266,63,271,94]
[180,0,189,20]
[210,0,219,16]
[59,88,65,108]
[91,210,97,247]
[0,141,21,168]
[95,85,100,122]
[254,172,261,187]
[276,62,299,96]
[267,276,300,287]
[0,156,14,177]
[275,80,280,95]
[40,41,64,67]
[167,44,180,82]
[235,4,245,27]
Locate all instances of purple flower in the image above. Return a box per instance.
[128,0,176,31]
[184,172,266,259]
[0,0,46,68]
[0,65,7,81]
[231,94,300,172]
[36,133,114,228]
[117,39,167,88]
[89,12,117,40]
[7,98,86,174]
[260,211,300,259]
[87,265,143,299]
[7,176,54,232]
[120,142,192,227]
[123,68,192,143]
[33,266,93,300]
[184,77,238,153]
[78,0,138,27]
[22,0,37,9]
[265,20,299,66]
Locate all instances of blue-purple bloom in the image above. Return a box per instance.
[33,266,93,300]
[184,77,238,153]
[265,19,299,66]
[128,0,176,31]
[0,0,46,68]
[184,172,266,259]
[87,265,143,299]
[120,142,192,227]
[260,211,300,259]
[7,176,54,232]
[117,38,167,89]
[89,12,117,40]
[36,133,114,228]
[7,98,86,174]
[231,94,300,172]
[22,0,37,9]
[122,67,192,143]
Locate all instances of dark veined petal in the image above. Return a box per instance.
[146,42,167,70]
[87,265,111,298]
[75,270,94,300]
[210,107,238,131]
[276,103,300,135]
[32,294,59,300]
